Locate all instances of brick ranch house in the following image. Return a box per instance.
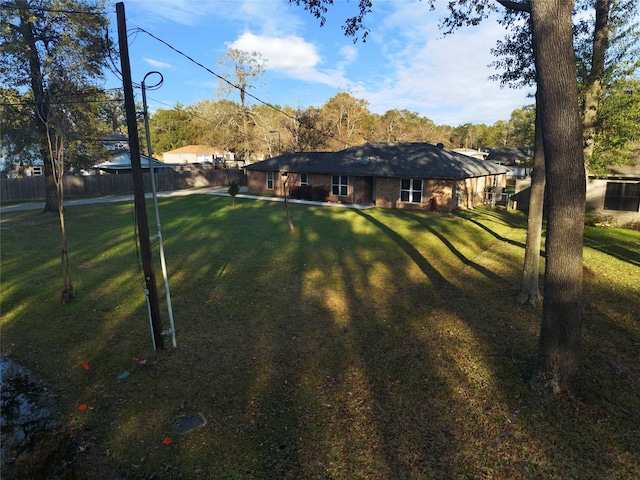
[245,142,509,211]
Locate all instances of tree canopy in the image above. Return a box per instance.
[0,0,113,209]
[143,91,535,159]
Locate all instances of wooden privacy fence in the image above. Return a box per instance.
[1,166,246,202]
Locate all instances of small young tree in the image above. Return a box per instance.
[228,181,240,207]
[281,171,297,236]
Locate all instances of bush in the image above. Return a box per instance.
[228,181,239,197]
[288,185,330,202]
[312,186,330,202]
[289,185,314,200]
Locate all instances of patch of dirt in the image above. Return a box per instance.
[1,356,118,479]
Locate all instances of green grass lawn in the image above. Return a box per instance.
[1,195,639,479]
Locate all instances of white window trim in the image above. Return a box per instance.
[400,178,423,203]
[332,175,349,197]
[266,171,274,190]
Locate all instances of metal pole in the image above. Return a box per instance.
[141,72,177,348]
[116,2,164,349]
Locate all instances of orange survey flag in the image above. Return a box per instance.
[81,361,90,371]
[162,436,172,445]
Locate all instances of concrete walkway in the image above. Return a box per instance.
[0,186,374,214]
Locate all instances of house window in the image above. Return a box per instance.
[266,171,274,190]
[300,173,308,186]
[32,166,43,176]
[400,178,422,203]
[604,182,640,212]
[332,175,348,196]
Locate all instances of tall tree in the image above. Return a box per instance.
[285,106,330,152]
[320,92,368,148]
[190,99,243,151]
[0,0,112,212]
[517,90,545,306]
[0,88,39,171]
[148,103,196,153]
[530,0,586,393]
[589,77,640,175]
[2,0,111,301]
[507,104,535,147]
[490,0,639,307]
[291,0,588,394]
[217,49,266,162]
[578,0,640,164]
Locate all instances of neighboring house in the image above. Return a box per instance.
[512,158,640,226]
[94,150,177,174]
[6,164,43,179]
[244,142,509,211]
[452,148,489,160]
[586,160,640,225]
[486,147,532,178]
[99,134,129,151]
[162,145,235,165]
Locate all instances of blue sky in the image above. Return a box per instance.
[106,0,535,126]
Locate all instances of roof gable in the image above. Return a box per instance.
[246,142,509,179]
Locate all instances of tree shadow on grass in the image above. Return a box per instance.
[455,209,530,252]
[583,227,640,267]
[346,209,533,477]
[3,198,639,479]
[348,207,639,479]
[394,210,505,284]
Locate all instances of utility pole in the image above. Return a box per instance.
[116,2,164,349]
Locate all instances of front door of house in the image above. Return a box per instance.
[355,176,374,204]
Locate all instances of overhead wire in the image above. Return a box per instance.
[0,2,107,16]
[3,0,355,150]
[131,25,356,150]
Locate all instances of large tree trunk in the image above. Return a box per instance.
[530,0,586,394]
[517,89,545,306]
[582,0,610,162]
[17,0,58,212]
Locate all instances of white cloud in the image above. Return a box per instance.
[355,4,533,124]
[229,32,320,70]
[119,0,534,125]
[144,58,172,69]
[228,32,352,90]
[338,45,358,65]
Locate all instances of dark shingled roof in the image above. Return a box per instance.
[485,147,532,164]
[245,143,509,179]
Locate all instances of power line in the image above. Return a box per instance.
[133,26,355,149]
[0,2,106,16]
